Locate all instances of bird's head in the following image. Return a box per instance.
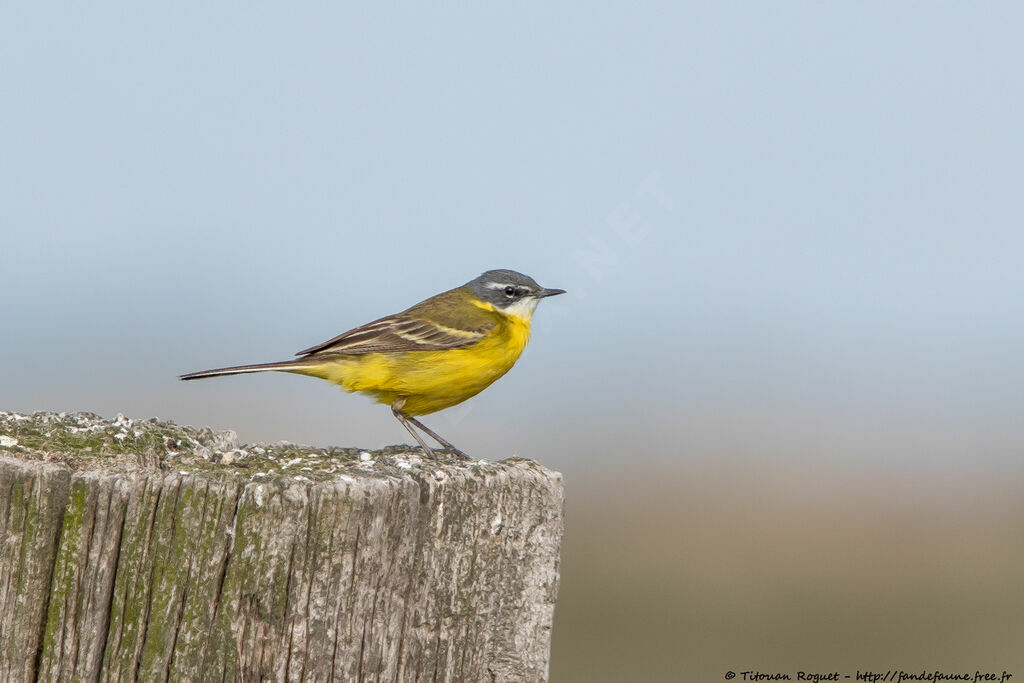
[468,269,566,321]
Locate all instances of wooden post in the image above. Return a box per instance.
[0,411,563,682]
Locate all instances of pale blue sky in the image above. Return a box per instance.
[2,3,1022,470]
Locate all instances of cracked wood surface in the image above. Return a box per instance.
[0,412,564,682]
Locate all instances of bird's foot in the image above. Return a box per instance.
[438,446,473,461]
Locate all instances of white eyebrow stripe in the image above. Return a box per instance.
[486,282,533,291]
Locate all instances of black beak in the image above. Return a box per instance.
[537,288,566,298]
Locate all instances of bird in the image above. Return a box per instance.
[180,269,565,460]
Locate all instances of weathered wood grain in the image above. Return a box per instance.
[0,411,563,682]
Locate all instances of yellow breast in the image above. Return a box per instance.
[296,308,532,416]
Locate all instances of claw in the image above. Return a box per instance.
[439,446,473,461]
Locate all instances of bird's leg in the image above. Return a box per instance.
[406,417,472,461]
[391,399,437,460]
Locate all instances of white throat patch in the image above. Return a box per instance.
[501,296,541,321]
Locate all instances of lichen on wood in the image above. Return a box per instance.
[0,411,564,681]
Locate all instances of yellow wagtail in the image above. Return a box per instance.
[180,269,565,459]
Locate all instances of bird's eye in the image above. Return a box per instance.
[504,286,516,297]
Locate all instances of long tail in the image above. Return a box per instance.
[179,360,314,381]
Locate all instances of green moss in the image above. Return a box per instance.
[0,411,443,482]
[103,478,162,676]
[40,478,91,660]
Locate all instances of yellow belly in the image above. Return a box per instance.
[293,316,531,416]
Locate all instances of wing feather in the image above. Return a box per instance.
[296,314,493,357]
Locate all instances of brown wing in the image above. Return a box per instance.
[296,314,493,357]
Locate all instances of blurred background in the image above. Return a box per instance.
[2,3,1022,680]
